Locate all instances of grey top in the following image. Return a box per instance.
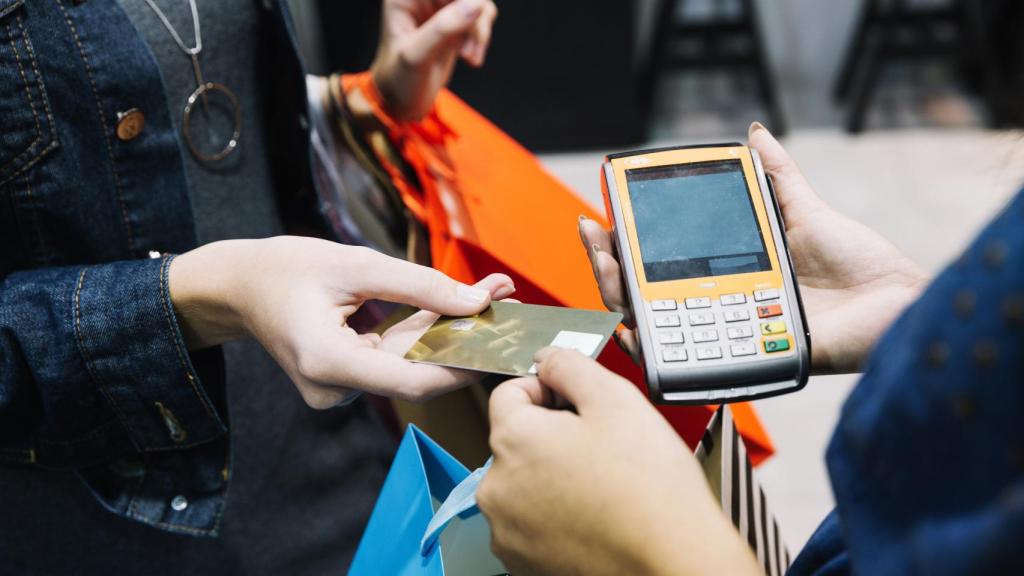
[119,0,282,244]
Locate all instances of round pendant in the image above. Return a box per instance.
[182,81,242,164]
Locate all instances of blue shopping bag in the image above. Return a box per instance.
[349,425,507,575]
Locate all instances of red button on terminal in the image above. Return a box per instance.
[756,304,783,318]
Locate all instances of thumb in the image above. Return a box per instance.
[402,0,486,65]
[533,348,636,413]
[349,249,513,316]
[748,122,824,217]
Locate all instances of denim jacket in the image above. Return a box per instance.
[0,0,313,536]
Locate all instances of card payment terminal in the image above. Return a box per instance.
[601,143,810,404]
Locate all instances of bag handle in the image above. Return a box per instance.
[420,457,493,556]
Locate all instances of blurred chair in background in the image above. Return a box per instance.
[641,0,787,135]
[834,0,1020,133]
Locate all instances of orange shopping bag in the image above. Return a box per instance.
[342,73,774,464]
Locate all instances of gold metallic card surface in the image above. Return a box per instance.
[405,302,623,376]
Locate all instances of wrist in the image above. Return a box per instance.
[634,498,761,576]
[168,240,254,350]
[368,61,404,121]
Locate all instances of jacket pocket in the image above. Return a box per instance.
[0,0,57,187]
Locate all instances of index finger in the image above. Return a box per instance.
[348,248,513,316]
[463,1,497,66]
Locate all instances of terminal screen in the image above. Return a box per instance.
[626,159,770,282]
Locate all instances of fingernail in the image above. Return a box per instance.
[748,121,767,140]
[493,283,516,300]
[592,243,602,256]
[461,39,478,57]
[457,283,489,303]
[578,214,588,223]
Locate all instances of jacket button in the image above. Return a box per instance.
[171,495,189,511]
[116,108,145,141]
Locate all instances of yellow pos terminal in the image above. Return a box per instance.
[601,143,810,404]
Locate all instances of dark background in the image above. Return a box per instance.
[306,0,1024,150]
[317,0,646,151]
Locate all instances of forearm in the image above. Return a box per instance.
[639,500,762,576]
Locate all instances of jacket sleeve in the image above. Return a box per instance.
[0,254,226,469]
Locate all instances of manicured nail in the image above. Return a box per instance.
[748,121,767,140]
[457,283,489,303]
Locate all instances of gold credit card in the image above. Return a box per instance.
[405,302,623,376]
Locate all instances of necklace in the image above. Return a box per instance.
[142,0,241,163]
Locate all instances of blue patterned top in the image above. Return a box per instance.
[790,190,1024,575]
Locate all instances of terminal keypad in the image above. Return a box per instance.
[659,332,685,345]
[723,309,750,323]
[647,289,793,366]
[655,315,681,328]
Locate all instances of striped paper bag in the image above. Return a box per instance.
[695,406,791,575]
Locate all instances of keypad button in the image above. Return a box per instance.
[651,299,677,311]
[655,315,682,328]
[723,309,750,323]
[696,347,723,360]
[727,326,754,340]
[720,293,747,306]
[730,342,757,357]
[756,304,783,318]
[754,289,780,301]
[684,297,711,309]
[659,332,684,345]
[662,348,688,362]
[760,321,787,336]
[764,337,791,353]
[692,329,719,343]
[688,312,715,326]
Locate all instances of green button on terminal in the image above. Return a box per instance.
[764,338,791,353]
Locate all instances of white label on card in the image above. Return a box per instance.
[528,330,604,374]
[450,319,476,332]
